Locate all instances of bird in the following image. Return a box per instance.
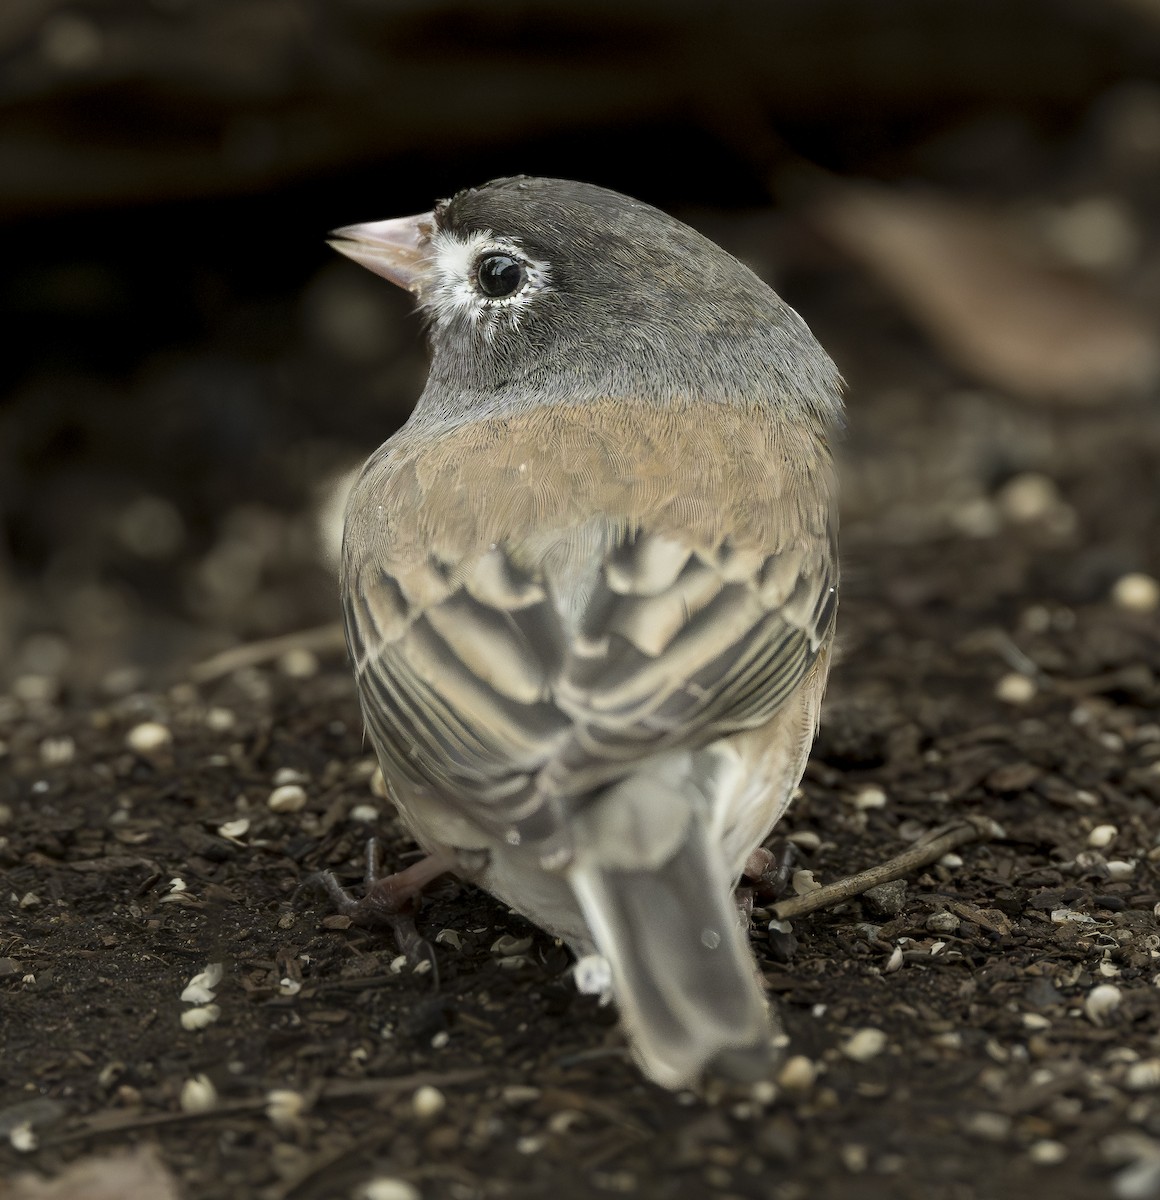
[324,176,841,1091]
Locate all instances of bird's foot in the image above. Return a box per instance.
[742,838,798,901]
[310,838,452,976]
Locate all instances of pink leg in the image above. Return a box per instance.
[312,838,455,971]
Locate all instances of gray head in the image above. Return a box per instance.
[330,177,841,425]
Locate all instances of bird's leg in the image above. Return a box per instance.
[312,838,453,975]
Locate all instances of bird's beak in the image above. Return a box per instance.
[327,211,436,295]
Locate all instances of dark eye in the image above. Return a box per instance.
[476,254,524,298]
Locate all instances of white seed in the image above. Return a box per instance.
[1022,1013,1051,1031]
[852,785,887,810]
[1085,984,1123,1026]
[350,804,380,823]
[501,1085,542,1106]
[181,963,222,1004]
[278,648,319,678]
[217,818,250,840]
[180,1074,217,1113]
[1089,824,1118,848]
[1029,1139,1068,1165]
[998,473,1062,522]
[360,1179,421,1200]
[1107,860,1137,881]
[786,830,821,851]
[995,673,1036,704]
[939,853,964,868]
[9,1122,37,1152]
[272,767,308,786]
[1111,573,1160,613]
[776,1055,817,1091]
[205,707,236,732]
[265,1088,306,1130]
[19,892,40,909]
[490,934,534,956]
[125,721,172,754]
[180,1004,221,1031]
[1052,909,1096,924]
[840,1144,868,1173]
[841,1028,887,1062]
[430,1031,449,1050]
[268,784,307,813]
[39,736,75,765]
[963,1110,1011,1141]
[792,869,822,895]
[1125,1060,1160,1091]
[279,977,302,996]
[411,1085,446,1119]
[884,945,904,973]
[1100,960,1122,978]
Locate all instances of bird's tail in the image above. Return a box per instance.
[566,755,779,1090]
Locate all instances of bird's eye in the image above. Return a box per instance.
[476,254,524,298]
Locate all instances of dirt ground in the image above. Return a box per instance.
[2,374,1159,1200]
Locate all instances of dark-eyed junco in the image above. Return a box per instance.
[325,177,841,1090]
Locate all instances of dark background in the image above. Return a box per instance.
[3,0,1159,687]
[3,8,1160,1200]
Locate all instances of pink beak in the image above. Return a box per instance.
[327,211,436,294]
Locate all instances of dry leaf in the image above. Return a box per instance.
[815,183,1160,404]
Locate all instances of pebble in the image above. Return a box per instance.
[1111,573,1160,613]
[995,673,1036,704]
[841,1028,887,1062]
[1089,824,1118,848]
[863,880,907,917]
[411,1085,446,1118]
[1085,984,1123,1026]
[926,911,961,934]
[268,784,308,813]
[125,721,172,754]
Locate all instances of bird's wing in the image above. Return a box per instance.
[342,399,837,844]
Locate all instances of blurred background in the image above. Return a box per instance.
[2,0,1159,692]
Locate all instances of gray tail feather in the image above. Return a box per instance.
[567,776,779,1090]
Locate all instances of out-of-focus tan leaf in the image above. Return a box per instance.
[6,1146,182,1200]
[815,183,1160,404]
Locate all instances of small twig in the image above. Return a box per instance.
[189,623,346,683]
[772,816,1005,920]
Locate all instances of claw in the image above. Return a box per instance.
[306,839,453,982]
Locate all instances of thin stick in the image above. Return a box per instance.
[771,816,1005,920]
[189,623,346,683]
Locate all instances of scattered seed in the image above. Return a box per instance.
[786,830,821,851]
[278,648,319,678]
[180,1004,221,1031]
[842,1028,887,1062]
[963,1110,1012,1141]
[1111,572,1160,613]
[39,736,75,765]
[777,1055,817,1091]
[411,1085,446,1119]
[852,785,887,810]
[1029,1140,1068,1165]
[266,1089,306,1130]
[350,804,380,823]
[884,944,904,973]
[430,1031,449,1050]
[490,934,534,956]
[1089,824,1119,848]
[217,817,250,840]
[268,784,308,813]
[792,869,821,895]
[181,963,222,1004]
[9,1122,36,1152]
[1107,860,1137,881]
[360,1179,421,1200]
[180,1075,217,1113]
[1085,984,1123,1026]
[995,673,1036,704]
[1022,1013,1051,1031]
[1125,1060,1160,1091]
[125,721,172,755]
